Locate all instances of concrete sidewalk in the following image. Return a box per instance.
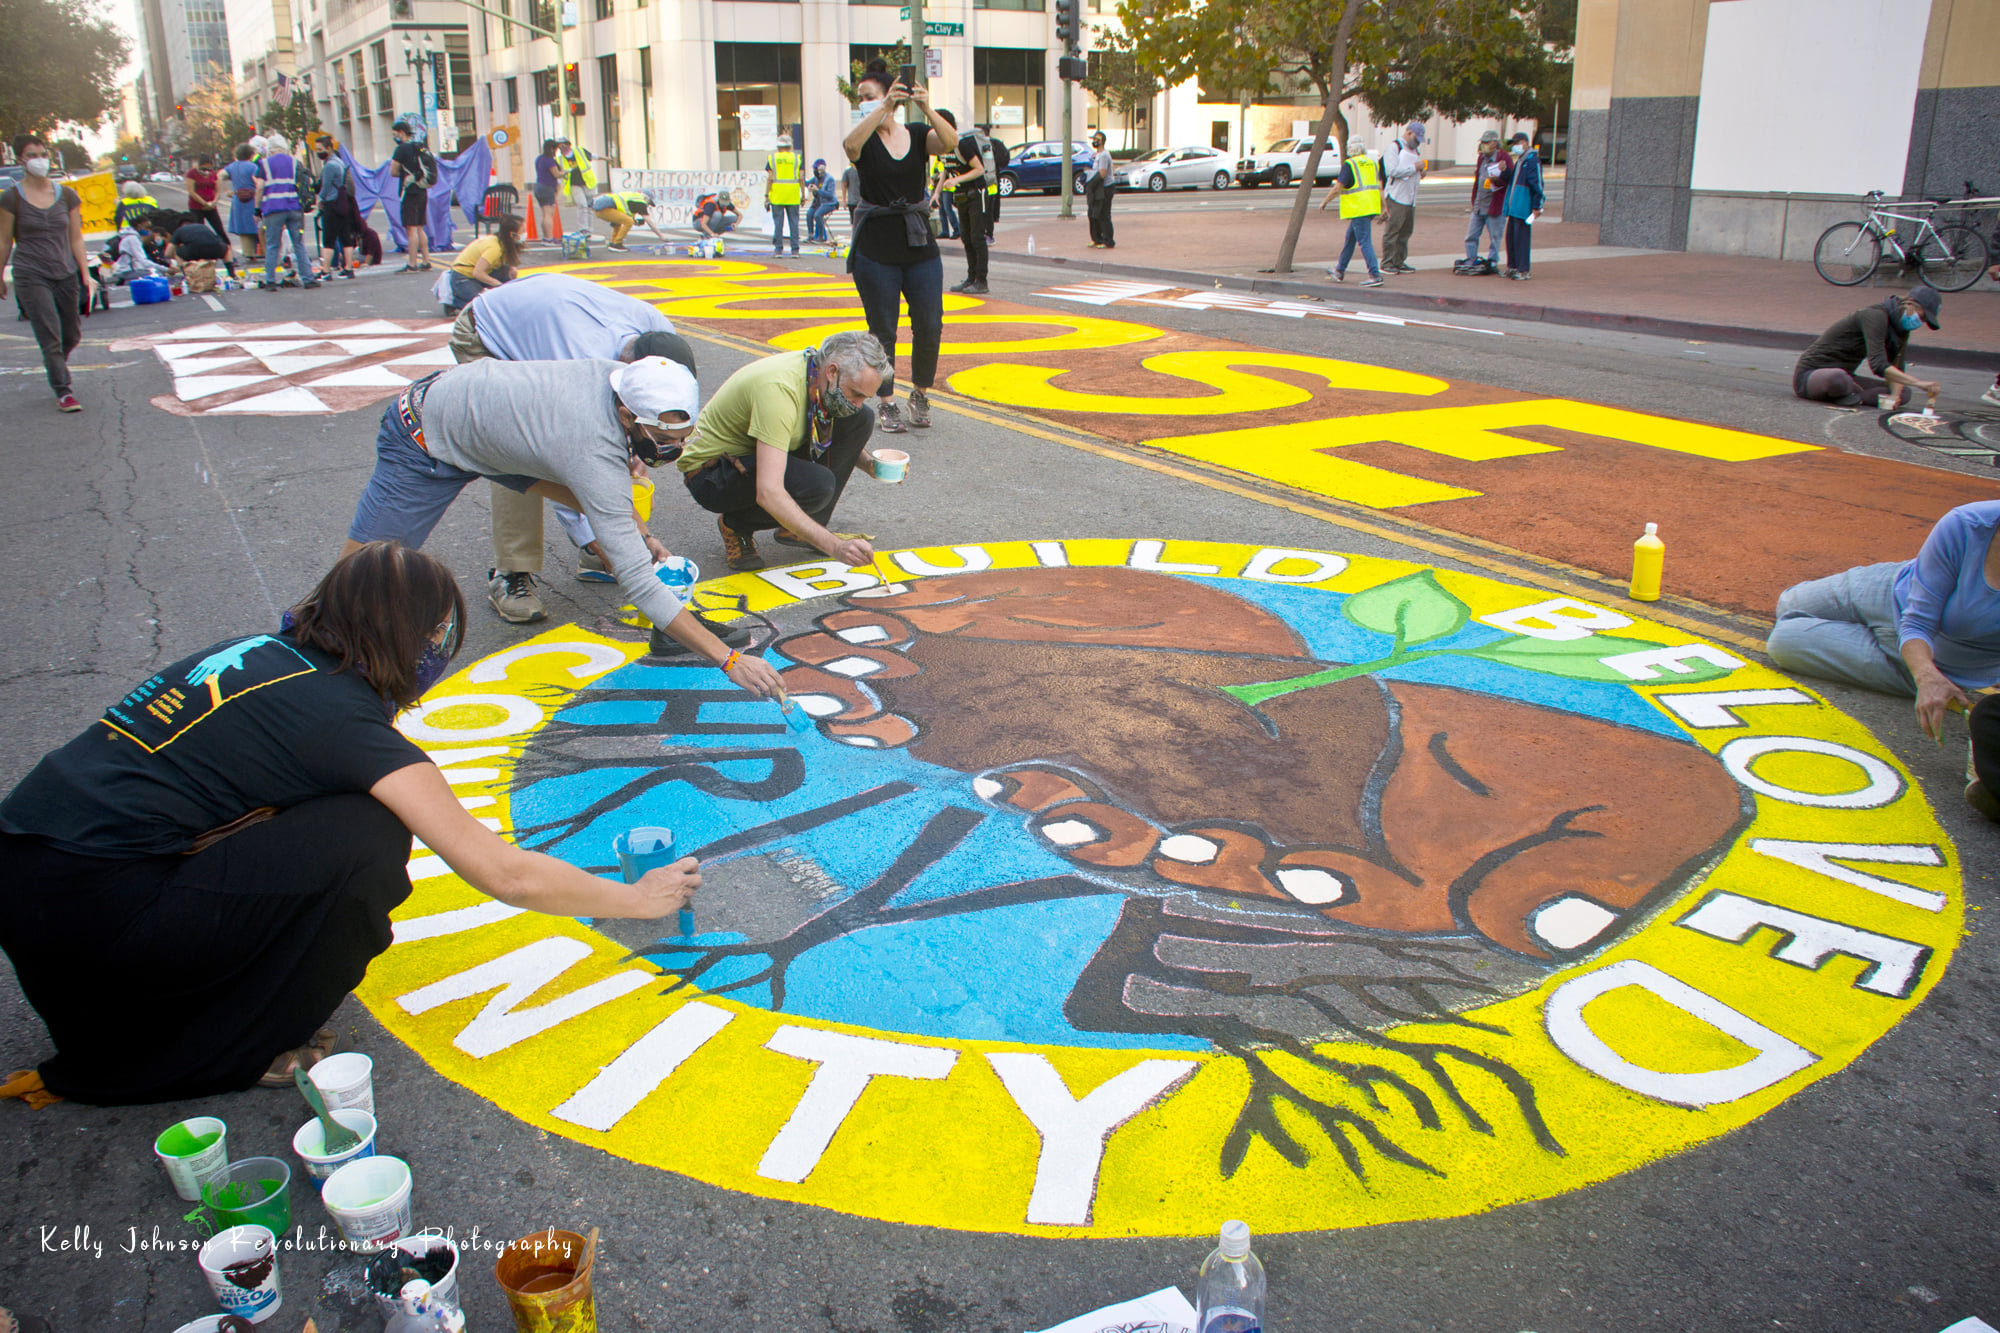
[987,195,2000,365]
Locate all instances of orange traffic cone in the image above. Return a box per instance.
[526,199,539,240]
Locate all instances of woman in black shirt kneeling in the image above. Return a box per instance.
[841,60,960,433]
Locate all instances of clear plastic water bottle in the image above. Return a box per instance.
[1027,234,1036,255]
[1193,1219,1264,1333]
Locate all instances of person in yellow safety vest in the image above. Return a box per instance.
[766,134,803,257]
[1318,134,1385,287]
[591,189,666,250]
[115,182,162,231]
[554,135,595,219]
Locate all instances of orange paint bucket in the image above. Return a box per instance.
[495,1227,597,1333]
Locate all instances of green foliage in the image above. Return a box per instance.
[836,40,912,106]
[1353,0,1572,128]
[52,137,90,171]
[178,74,245,161]
[0,0,130,146]
[1082,26,1163,131]
[265,95,323,145]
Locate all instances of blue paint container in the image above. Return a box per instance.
[614,826,677,883]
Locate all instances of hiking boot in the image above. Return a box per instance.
[487,569,547,623]
[877,399,907,433]
[576,547,614,582]
[907,388,932,428]
[718,515,765,571]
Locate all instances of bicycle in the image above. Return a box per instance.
[1813,190,1989,293]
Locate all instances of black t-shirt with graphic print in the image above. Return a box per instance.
[0,634,426,857]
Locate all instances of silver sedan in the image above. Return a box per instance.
[1114,146,1235,193]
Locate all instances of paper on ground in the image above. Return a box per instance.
[1029,1286,1195,1333]
[1937,1319,1999,1333]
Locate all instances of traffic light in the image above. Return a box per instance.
[562,61,579,100]
[1054,0,1081,54]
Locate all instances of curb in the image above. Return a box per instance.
[988,250,1996,370]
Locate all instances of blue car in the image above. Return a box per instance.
[997,140,1094,197]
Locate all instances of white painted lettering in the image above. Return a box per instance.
[1652,689,1815,728]
[1240,548,1349,585]
[760,562,881,600]
[987,1054,1198,1226]
[467,640,629,684]
[391,900,527,944]
[1747,839,1946,912]
[551,1002,737,1132]
[1477,597,1633,641]
[756,1028,958,1182]
[398,693,545,743]
[397,938,650,1058]
[1599,643,1745,681]
[1677,892,1930,998]
[1545,959,1818,1106]
[1719,736,1904,809]
[1128,540,1221,575]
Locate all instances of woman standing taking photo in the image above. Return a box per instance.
[0,135,97,414]
[185,156,227,241]
[841,60,957,434]
[0,542,701,1108]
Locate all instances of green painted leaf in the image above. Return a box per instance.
[1465,632,1738,684]
[1340,570,1470,647]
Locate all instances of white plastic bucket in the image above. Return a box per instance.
[320,1154,413,1251]
[291,1108,377,1191]
[308,1052,375,1117]
[170,1317,233,1333]
[872,448,910,483]
[381,1234,463,1313]
[195,1224,282,1323]
[154,1115,229,1203]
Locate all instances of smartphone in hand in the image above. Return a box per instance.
[899,63,918,92]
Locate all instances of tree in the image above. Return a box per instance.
[52,137,91,171]
[265,93,322,146]
[177,73,251,161]
[1081,26,1162,152]
[1116,0,1575,271]
[0,0,130,146]
[836,40,912,106]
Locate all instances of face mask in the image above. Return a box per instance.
[859,98,885,117]
[414,639,453,694]
[1900,312,1923,332]
[825,371,864,418]
[1510,144,1524,157]
[626,420,683,466]
[23,157,51,178]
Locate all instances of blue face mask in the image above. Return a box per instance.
[1899,312,1922,332]
[414,609,459,694]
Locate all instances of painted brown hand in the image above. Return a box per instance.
[774,566,1747,962]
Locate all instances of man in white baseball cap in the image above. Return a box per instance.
[339,355,782,695]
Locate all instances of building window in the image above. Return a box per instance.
[714,43,801,170]
[973,47,1045,142]
[496,0,514,47]
[369,39,390,121]
[351,51,369,116]
[976,0,1045,10]
[598,54,620,162]
[506,76,520,115]
[639,47,653,159]
[594,0,611,18]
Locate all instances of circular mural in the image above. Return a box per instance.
[361,541,1962,1236]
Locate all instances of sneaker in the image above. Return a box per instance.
[877,399,907,434]
[607,242,629,251]
[487,569,547,624]
[1967,778,2000,822]
[907,388,932,428]
[1982,384,2000,408]
[718,515,765,571]
[1362,275,1385,287]
[1394,263,1417,273]
[302,280,320,289]
[56,393,81,413]
[1509,270,1531,281]
[576,548,614,583]
[960,280,988,294]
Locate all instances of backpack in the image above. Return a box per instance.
[415,147,439,190]
[990,138,1010,172]
[296,166,319,211]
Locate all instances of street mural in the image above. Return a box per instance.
[361,541,1961,1237]
[109,318,457,416]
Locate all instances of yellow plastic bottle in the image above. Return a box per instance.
[1629,522,1664,602]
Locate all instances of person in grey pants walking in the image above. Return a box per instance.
[0,134,99,413]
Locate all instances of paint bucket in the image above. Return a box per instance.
[291,1108,377,1192]
[378,1234,464,1314]
[155,1115,229,1202]
[631,475,656,523]
[495,1229,597,1333]
[653,556,700,593]
[321,1155,414,1251]
[872,448,909,483]
[1878,394,1898,411]
[195,1224,283,1324]
[309,1051,376,1116]
[614,827,676,884]
[195,1157,291,1237]
[170,1318,236,1333]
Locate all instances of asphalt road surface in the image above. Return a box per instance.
[0,249,1992,1333]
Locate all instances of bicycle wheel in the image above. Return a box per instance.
[1814,221,1880,286]
[1915,223,1988,292]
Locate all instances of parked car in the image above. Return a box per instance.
[147,170,177,183]
[997,140,1093,197]
[1233,138,1339,188]
[1115,145,1233,192]
[0,165,23,190]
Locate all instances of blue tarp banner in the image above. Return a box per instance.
[339,138,494,252]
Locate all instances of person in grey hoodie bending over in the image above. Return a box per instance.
[340,355,783,697]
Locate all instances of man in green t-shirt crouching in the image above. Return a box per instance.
[678,330,897,572]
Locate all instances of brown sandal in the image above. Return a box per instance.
[257,1027,338,1088]
[0,1070,63,1110]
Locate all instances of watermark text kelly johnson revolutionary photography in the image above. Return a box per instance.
[34,1224,513,1258]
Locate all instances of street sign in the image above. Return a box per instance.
[924,46,943,78]
[896,10,964,34]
